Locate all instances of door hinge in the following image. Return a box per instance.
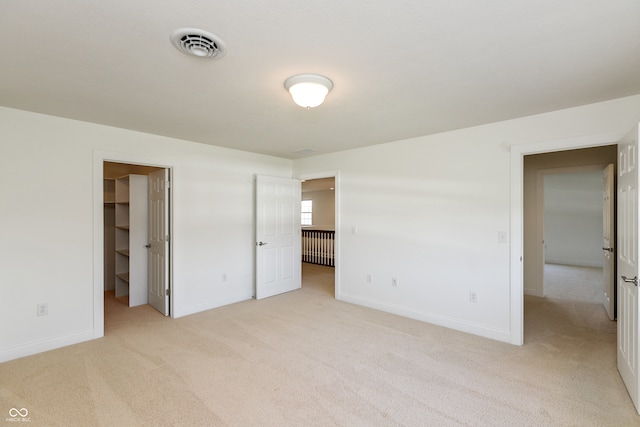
[166,180,171,189]
[166,234,170,242]
[165,288,170,297]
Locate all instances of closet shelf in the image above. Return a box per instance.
[116,272,130,283]
[116,225,130,230]
[116,249,130,257]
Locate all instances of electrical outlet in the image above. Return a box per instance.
[469,292,478,303]
[37,303,48,316]
[391,277,398,287]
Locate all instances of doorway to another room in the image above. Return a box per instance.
[103,161,172,323]
[523,146,617,348]
[541,170,609,306]
[301,177,336,296]
[523,146,617,322]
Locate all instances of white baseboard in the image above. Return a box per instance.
[337,293,512,344]
[173,293,252,318]
[0,329,96,364]
[545,259,603,268]
[524,287,543,297]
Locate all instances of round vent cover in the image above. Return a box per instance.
[171,28,226,59]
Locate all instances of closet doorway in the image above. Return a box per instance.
[103,161,171,316]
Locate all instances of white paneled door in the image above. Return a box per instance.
[618,125,640,414]
[603,163,615,320]
[148,169,169,316]
[255,175,301,299]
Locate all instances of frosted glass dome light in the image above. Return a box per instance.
[284,74,333,108]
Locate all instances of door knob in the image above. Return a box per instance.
[602,247,614,252]
[145,244,151,248]
[621,275,638,286]
[257,242,268,246]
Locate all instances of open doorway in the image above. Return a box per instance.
[523,146,617,340]
[300,174,338,297]
[103,161,172,322]
[523,148,616,298]
[513,130,640,413]
[542,170,608,305]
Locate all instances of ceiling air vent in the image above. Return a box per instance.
[171,28,226,59]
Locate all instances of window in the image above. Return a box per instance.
[301,200,312,226]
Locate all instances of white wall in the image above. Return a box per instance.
[544,172,603,267]
[293,95,640,343]
[0,107,291,362]
[302,190,335,229]
[3,95,640,361]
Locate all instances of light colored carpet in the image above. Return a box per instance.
[544,263,603,304]
[1,264,638,426]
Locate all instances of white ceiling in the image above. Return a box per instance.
[2,1,640,159]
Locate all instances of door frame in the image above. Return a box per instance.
[510,132,621,345]
[296,170,340,299]
[92,150,175,338]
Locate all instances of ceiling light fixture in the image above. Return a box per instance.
[284,74,333,108]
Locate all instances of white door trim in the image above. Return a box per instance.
[510,132,621,345]
[296,170,340,299]
[93,150,176,339]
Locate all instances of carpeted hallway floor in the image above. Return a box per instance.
[1,263,638,426]
[543,263,603,304]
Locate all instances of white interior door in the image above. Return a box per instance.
[148,169,169,315]
[255,175,301,299]
[618,125,640,414]
[603,163,616,320]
